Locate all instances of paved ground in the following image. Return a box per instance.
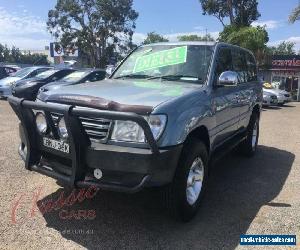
[0,100,299,250]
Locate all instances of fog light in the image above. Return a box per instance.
[94,169,103,179]
[35,112,47,134]
[58,117,68,139]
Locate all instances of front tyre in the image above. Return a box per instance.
[238,113,259,157]
[163,139,209,222]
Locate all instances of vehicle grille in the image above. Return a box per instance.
[78,117,112,143]
[50,113,112,143]
[51,113,61,126]
[270,95,277,99]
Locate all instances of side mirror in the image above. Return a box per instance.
[218,71,239,86]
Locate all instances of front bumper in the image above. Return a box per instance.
[263,97,278,106]
[10,97,182,193]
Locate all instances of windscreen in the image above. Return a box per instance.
[113,44,214,84]
[36,69,58,79]
[61,71,88,83]
[10,67,33,78]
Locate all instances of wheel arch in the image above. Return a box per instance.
[252,104,261,118]
[185,125,210,154]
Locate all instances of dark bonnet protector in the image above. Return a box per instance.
[39,93,153,115]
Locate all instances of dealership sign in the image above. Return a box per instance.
[272,55,300,69]
[50,42,79,57]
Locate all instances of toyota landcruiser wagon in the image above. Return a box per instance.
[9,42,262,221]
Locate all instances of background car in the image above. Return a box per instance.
[40,69,106,93]
[263,90,278,107]
[12,68,75,100]
[263,82,292,106]
[0,66,17,80]
[0,66,52,98]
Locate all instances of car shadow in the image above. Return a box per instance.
[282,104,296,108]
[37,145,294,250]
[262,106,281,110]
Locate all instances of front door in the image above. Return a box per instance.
[211,46,240,147]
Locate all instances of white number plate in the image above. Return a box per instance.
[43,138,70,153]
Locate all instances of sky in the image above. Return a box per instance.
[0,0,299,51]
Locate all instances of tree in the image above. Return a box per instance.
[199,0,260,27]
[0,43,49,65]
[142,32,169,45]
[219,25,269,66]
[47,0,138,68]
[177,34,215,41]
[289,4,300,23]
[268,41,296,55]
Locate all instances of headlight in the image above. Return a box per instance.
[35,112,48,134]
[111,114,167,143]
[58,117,68,139]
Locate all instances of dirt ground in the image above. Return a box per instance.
[0,100,299,250]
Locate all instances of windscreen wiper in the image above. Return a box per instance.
[114,74,151,79]
[147,74,202,82]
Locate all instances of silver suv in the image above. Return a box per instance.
[9,42,262,221]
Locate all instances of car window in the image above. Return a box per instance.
[5,68,15,74]
[113,45,214,84]
[87,71,106,82]
[35,68,49,75]
[36,69,58,79]
[50,70,73,81]
[62,71,88,83]
[11,67,33,78]
[246,53,258,82]
[232,49,248,84]
[215,47,233,85]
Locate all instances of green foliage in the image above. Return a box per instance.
[219,25,268,51]
[199,0,260,26]
[47,0,138,67]
[142,32,169,45]
[177,34,215,42]
[289,5,300,23]
[219,25,269,66]
[268,41,296,55]
[0,43,49,65]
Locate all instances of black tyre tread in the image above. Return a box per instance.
[162,139,208,222]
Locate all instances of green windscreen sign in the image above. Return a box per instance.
[133,46,187,73]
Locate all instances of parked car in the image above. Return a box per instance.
[263,90,278,107]
[263,82,292,106]
[40,69,106,93]
[12,68,75,100]
[0,66,51,98]
[0,66,17,80]
[8,42,262,222]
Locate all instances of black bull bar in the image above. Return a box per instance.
[8,96,160,192]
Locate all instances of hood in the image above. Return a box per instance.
[38,79,203,114]
[263,88,290,95]
[15,77,44,88]
[42,81,71,91]
[0,76,21,86]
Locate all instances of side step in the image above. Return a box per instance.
[210,131,247,166]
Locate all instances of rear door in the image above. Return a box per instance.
[211,46,240,146]
[232,49,258,129]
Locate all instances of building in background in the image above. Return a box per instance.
[261,55,300,101]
